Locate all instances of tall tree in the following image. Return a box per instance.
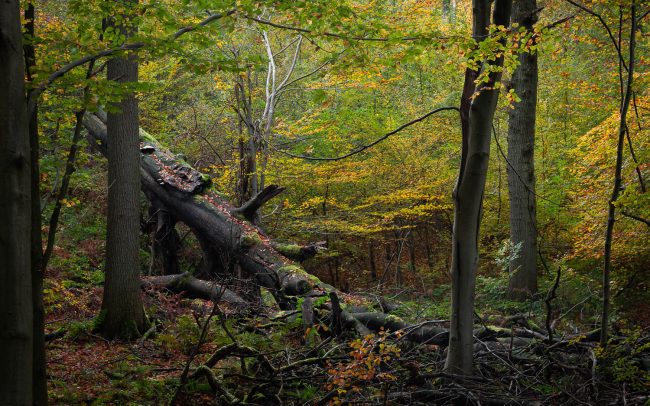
[445,0,512,375]
[442,0,457,23]
[24,2,49,402]
[96,0,146,339]
[0,0,34,402]
[506,0,539,300]
[233,32,305,223]
[601,2,637,346]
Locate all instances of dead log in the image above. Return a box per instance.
[232,184,285,223]
[350,312,449,345]
[142,273,247,305]
[147,197,181,275]
[84,112,325,302]
[272,241,327,262]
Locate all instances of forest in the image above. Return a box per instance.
[1,0,649,404]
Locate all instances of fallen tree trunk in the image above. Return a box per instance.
[272,241,327,263]
[142,273,247,305]
[84,112,325,303]
[350,312,449,345]
[144,197,181,275]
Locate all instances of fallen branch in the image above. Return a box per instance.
[350,312,449,345]
[142,273,247,305]
[45,329,66,342]
[545,267,562,342]
[272,241,327,262]
[193,365,240,404]
[233,185,285,223]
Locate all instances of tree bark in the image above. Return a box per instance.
[142,273,247,305]
[446,0,512,375]
[602,3,636,347]
[147,198,181,275]
[507,0,539,301]
[369,242,378,281]
[408,231,417,273]
[97,1,146,339]
[0,0,34,402]
[24,2,48,403]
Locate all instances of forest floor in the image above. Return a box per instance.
[42,196,650,405]
[44,259,650,405]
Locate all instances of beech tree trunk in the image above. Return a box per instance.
[234,69,259,208]
[0,1,34,401]
[147,198,181,275]
[369,242,378,281]
[24,2,48,403]
[602,4,636,346]
[97,1,146,339]
[507,0,539,301]
[408,231,417,273]
[446,0,512,375]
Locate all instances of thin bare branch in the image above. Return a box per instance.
[621,211,650,228]
[564,0,628,71]
[272,106,460,161]
[277,35,303,92]
[242,14,448,42]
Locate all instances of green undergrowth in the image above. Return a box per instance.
[154,311,300,356]
[595,327,650,391]
[391,269,601,332]
[39,153,644,404]
[50,358,174,405]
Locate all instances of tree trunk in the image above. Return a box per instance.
[234,69,259,212]
[369,242,378,281]
[445,0,512,375]
[97,1,146,339]
[423,225,435,272]
[147,198,181,275]
[24,2,48,403]
[0,0,34,402]
[442,0,457,23]
[507,0,539,301]
[602,4,636,347]
[408,231,417,273]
